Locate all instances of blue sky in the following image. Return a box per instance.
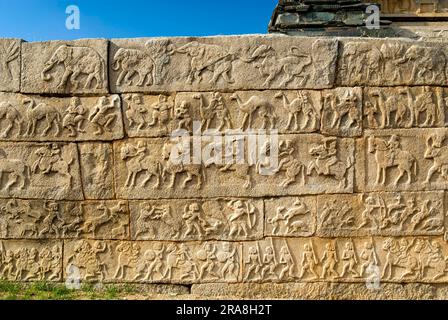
[0,0,278,41]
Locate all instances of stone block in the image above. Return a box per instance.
[22,39,108,95]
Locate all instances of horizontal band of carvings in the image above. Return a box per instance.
[2,236,445,284]
[0,191,443,241]
[3,37,448,95]
[114,135,355,199]
[0,93,124,141]
[122,88,362,138]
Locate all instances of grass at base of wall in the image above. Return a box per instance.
[0,281,139,300]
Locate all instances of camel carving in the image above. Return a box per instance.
[230,93,277,130]
[0,102,22,138]
[22,98,61,137]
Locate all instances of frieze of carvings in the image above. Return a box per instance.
[0,93,123,141]
[242,237,448,283]
[0,142,82,200]
[0,241,62,282]
[364,87,448,129]
[338,39,448,87]
[0,39,20,93]
[316,192,445,237]
[0,199,130,240]
[130,199,263,241]
[366,0,448,15]
[64,240,242,283]
[358,128,448,192]
[110,37,338,92]
[21,39,108,94]
[114,135,354,199]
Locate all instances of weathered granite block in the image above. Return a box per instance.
[0,199,129,240]
[130,198,263,241]
[0,142,82,200]
[0,93,123,141]
[363,87,447,129]
[64,240,242,284]
[22,39,108,95]
[337,38,448,87]
[0,39,21,92]
[316,192,444,237]
[78,143,115,199]
[0,240,62,282]
[110,36,338,93]
[114,135,354,199]
[357,128,448,192]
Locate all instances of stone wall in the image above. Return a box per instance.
[0,34,448,299]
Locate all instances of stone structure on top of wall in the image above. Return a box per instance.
[2,25,448,299]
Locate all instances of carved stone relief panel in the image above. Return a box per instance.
[64,240,242,284]
[130,198,263,241]
[110,36,338,92]
[114,135,354,199]
[21,39,108,95]
[242,237,448,283]
[0,240,62,281]
[358,128,448,192]
[364,87,447,129]
[0,39,21,93]
[321,87,363,137]
[0,142,82,200]
[0,199,129,240]
[337,39,448,87]
[316,192,444,237]
[264,196,316,237]
[0,93,123,141]
[78,143,115,199]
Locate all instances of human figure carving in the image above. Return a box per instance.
[121,142,162,189]
[62,97,86,137]
[89,96,119,135]
[368,135,417,187]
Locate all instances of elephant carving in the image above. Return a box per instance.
[41,45,105,90]
[112,48,154,86]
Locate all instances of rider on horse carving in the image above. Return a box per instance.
[385,135,401,166]
[321,137,338,175]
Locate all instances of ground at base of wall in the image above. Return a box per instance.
[2,281,448,300]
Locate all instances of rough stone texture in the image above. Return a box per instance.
[22,39,108,95]
[191,282,442,300]
[1,34,448,300]
[0,39,21,93]
[78,143,115,199]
